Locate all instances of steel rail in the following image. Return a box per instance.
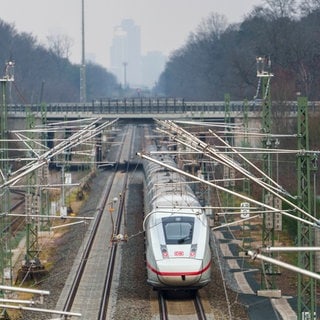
[97,128,131,320]
[194,293,207,320]
[61,173,115,314]
[62,124,124,314]
[158,291,208,320]
[158,292,168,320]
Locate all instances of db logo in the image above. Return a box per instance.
[174,251,184,256]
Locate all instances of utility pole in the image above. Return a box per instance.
[224,94,235,216]
[0,61,14,320]
[39,104,50,230]
[242,99,250,196]
[0,62,14,281]
[256,56,281,290]
[80,0,86,103]
[19,109,45,280]
[296,96,316,320]
[241,99,252,250]
[123,62,128,91]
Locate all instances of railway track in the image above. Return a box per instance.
[158,291,208,320]
[58,124,135,319]
[5,121,289,319]
[1,189,25,235]
[97,159,130,319]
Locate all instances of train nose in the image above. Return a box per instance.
[157,259,203,286]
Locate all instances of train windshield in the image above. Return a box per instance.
[162,216,194,245]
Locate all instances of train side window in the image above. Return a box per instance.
[162,216,194,245]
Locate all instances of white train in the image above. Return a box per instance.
[143,145,212,290]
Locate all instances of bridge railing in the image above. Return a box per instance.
[6,98,250,115]
[6,98,320,116]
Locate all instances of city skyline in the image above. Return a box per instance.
[109,19,166,88]
[0,0,263,71]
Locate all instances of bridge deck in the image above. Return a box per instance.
[6,98,318,119]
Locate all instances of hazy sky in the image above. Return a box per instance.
[1,0,263,69]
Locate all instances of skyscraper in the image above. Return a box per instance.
[110,19,142,88]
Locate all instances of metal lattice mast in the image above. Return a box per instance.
[21,109,44,278]
[297,96,316,320]
[224,94,235,213]
[80,0,86,103]
[224,94,231,193]
[256,57,279,290]
[241,99,251,250]
[0,62,14,289]
[242,99,250,196]
[40,104,50,230]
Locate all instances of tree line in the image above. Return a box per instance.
[1,0,320,103]
[0,20,119,103]
[155,0,320,101]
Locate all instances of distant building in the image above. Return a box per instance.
[110,19,142,88]
[109,19,166,90]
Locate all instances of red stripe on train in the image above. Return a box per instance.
[147,261,211,276]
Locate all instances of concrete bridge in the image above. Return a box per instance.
[7,98,318,121]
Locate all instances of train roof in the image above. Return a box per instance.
[150,192,200,208]
[143,206,206,231]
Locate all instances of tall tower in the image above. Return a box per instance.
[80,0,86,103]
[110,19,142,87]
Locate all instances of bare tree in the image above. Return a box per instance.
[263,0,298,19]
[300,0,320,15]
[46,33,74,59]
[194,13,228,42]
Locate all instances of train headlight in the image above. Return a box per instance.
[189,244,197,258]
[161,245,169,259]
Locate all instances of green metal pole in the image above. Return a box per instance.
[40,103,50,230]
[0,80,12,286]
[297,96,316,320]
[20,108,44,279]
[257,57,277,290]
[0,77,13,320]
[0,63,14,319]
[224,94,234,218]
[242,99,251,250]
[242,99,250,196]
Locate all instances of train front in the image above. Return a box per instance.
[146,209,211,290]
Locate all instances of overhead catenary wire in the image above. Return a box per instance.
[246,250,320,281]
[217,130,298,138]
[137,151,319,228]
[212,214,261,230]
[208,129,290,195]
[168,119,319,153]
[140,119,320,225]
[157,120,288,198]
[156,119,320,223]
[147,118,319,316]
[0,118,118,189]
[150,148,301,154]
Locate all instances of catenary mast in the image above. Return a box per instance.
[80,0,86,103]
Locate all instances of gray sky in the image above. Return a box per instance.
[1,0,263,69]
